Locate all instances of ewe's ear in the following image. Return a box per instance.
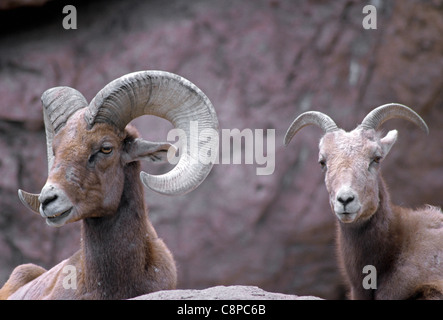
[123,138,176,164]
[380,130,398,156]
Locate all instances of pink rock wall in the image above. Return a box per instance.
[0,0,442,299]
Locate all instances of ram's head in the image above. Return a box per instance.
[18,71,219,227]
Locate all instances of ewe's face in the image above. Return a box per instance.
[318,128,397,224]
[38,109,127,227]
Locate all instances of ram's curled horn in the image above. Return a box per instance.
[360,103,429,134]
[284,111,339,146]
[84,70,219,196]
[41,87,89,172]
[18,87,88,214]
[17,190,40,214]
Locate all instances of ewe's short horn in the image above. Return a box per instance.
[360,103,429,134]
[84,70,219,196]
[284,111,339,146]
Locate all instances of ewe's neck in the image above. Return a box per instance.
[339,176,394,249]
[337,176,401,297]
[81,166,150,299]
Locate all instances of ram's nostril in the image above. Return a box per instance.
[39,184,60,208]
[41,194,58,207]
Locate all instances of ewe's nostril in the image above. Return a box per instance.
[338,195,355,206]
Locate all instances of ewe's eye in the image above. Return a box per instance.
[319,159,327,170]
[100,146,113,154]
[372,156,382,164]
[369,156,382,169]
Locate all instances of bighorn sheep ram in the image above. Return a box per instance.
[284,104,443,300]
[0,70,218,299]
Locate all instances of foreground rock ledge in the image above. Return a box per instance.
[131,285,322,300]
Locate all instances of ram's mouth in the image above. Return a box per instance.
[45,208,73,226]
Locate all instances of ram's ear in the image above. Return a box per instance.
[380,130,398,156]
[123,138,176,164]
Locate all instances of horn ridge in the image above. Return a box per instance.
[42,87,88,133]
[86,70,219,196]
[18,189,40,214]
[284,111,339,146]
[41,87,88,174]
[360,103,429,134]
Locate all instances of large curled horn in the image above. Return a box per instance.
[360,103,429,134]
[18,87,88,213]
[41,87,89,172]
[284,111,339,146]
[84,70,219,196]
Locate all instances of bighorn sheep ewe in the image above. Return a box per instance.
[0,71,218,299]
[284,104,443,300]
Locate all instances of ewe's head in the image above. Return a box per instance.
[284,104,428,225]
[18,71,218,227]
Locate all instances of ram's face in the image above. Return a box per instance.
[36,108,173,227]
[38,109,127,227]
[318,128,397,224]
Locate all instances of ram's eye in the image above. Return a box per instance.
[100,146,113,154]
[319,159,327,170]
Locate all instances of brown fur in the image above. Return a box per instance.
[0,264,47,299]
[0,109,176,299]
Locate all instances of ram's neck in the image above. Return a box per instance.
[80,162,151,299]
[337,176,401,299]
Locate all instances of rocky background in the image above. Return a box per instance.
[132,285,322,300]
[0,0,442,299]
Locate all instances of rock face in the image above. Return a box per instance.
[0,0,50,10]
[0,0,442,300]
[131,285,322,300]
